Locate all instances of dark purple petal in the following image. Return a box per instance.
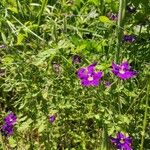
[116,143,123,149]
[49,115,56,123]
[117,71,136,80]
[52,63,60,73]
[77,68,88,79]
[112,68,119,75]
[123,35,136,42]
[124,137,132,144]
[117,132,126,139]
[112,62,120,70]
[0,68,5,77]
[4,112,17,126]
[110,137,118,143]
[107,13,118,20]
[121,61,130,70]
[94,71,103,79]
[81,79,91,87]
[1,124,14,136]
[91,79,99,86]
[127,5,136,13]
[72,55,81,64]
[87,63,97,74]
[122,143,133,150]
[0,44,6,49]
[105,81,111,87]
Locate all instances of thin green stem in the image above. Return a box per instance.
[0,134,6,149]
[11,15,44,41]
[37,0,48,29]
[15,0,24,19]
[116,0,126,62]
[139,25,142,36]
[100,0,105,15]
[140,78,150,150]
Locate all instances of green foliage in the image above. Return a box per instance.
[0,0,150,149]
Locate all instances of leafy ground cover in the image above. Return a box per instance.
[0,0,150,149]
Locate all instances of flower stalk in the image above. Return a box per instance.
[116,0,126,62]
[140,78,150,150]
[0,134,6,149]
[37,0,48,29]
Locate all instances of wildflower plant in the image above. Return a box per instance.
[1,112,17,137]
[111,61,137,80]
[110,132,132,150]
[77,63,103,86]
[0,0,150,149]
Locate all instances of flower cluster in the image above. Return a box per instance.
[111,61,137,80]
[1,112,17,137]
[110,132,132,150]
[123,35,136,42]
[77,63,103,87]
[77,61,137,86]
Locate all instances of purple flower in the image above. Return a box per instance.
[127,5,136,13]
[107,12,118,21]
[110,132,132,150]
[77,63,103,87]
[104,81,111,87]
[0,68,5,77]
[52,62,60,73]
[0,44,6,49]
[72,55,81,64]
[4,112,17,126]
[1,124,14,136]
[49,115,56,123]
[111,61,137,80]
[123,35,136,42]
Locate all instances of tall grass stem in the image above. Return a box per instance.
[38,0,48,29]
[140,78,150,150]
[116,0,126,62]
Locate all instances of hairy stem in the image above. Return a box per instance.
[0,134,6,149]
[140,78,150,150]
[38,0,48,29]
[116,0,126,62]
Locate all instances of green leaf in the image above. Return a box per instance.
[8,137,17,148]
[1,32,7,43]
[17,33,25,45]
[96,63,111,70]
[8,7,18,13]
[88,0,99,6]
[38,124,46,133]
[2,55,14,65]
[99,16,111,23]
[73,44,86,53]
[17,119,33,132]
[32,49,56,66]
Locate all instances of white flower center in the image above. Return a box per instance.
[119,69,125,74]
[88,76,93,81]
[120,138,125,144]
[119,66,126,74]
